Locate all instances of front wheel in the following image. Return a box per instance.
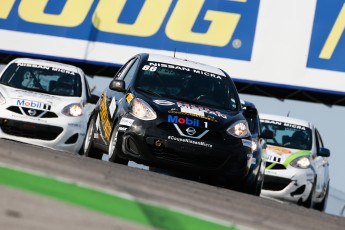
[108,125,129,165]
[313,182,329,212]
[301,179,316,208]
[83,116,103,159]
[245,164,262,196]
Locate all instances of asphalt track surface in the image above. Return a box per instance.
[0,139,344,230]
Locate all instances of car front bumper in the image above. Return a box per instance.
[0,115,87,153]
[118,121,252,179]
[261,166,315,203]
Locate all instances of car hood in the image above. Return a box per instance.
[0,86,82,111]
[137,92,243,129]
[265,145,311,167]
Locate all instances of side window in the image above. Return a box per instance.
[114,58,136,80]
[315,129,324,153]
[123,58,139,89]
[84,76,92,100]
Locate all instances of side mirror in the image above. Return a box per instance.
[88,94,99,104]
[243,106,258,118]
[317,147,330,157]
[109,79,126,92]
[260,129,274,139]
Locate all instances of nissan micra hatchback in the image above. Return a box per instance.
[260,113,330,211]
[83,53,258,192]
[0,58,99,153]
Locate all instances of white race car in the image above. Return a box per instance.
[0,58,99,153]
[260,113,330,211]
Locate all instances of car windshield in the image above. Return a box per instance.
[260,119,312,150]
[0,63,82,97]
[135,61,239,111]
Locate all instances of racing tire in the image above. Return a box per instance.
[83,116,103,160]
[245,164,262,196]
[302,179,316,208]
[313,182,329,212]
[108,125,129,165]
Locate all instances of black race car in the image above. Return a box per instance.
[241,100,274,195]
[83,53,258,192]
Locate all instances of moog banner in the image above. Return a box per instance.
[0,0,345,94]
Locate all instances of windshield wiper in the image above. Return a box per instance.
[136,87,162,97]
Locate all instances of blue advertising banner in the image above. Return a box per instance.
[308,0,345,72]
[0,0,260,61]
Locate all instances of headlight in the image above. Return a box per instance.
[290,156,310,169]
[0,91,6,105]
[130,98,157,120]
[226,120,250,138]
[251,139,258,152]
[62,103,83,117]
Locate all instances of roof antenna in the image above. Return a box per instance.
[287,111,290,117]
[173,48,176,58]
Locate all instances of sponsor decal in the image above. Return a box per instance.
[0,0,259,61]
[186,127,196,136]
[266,154,282,163]
[118,126,128,132]
[68,123,81,128]
[168,135,212,148]
[241,139,252,148]
[143,63,223,79]
[267,145,292,155]
[173,124,209,139]
[126,93,134,103]
[307,0,345,72]
[109,97,116,118]
[99,94,111,141]
[16,99,51,110]
[260,119,306,131]
[27,109,37,116]
[119,117,134,127]
[17,63,76,75]
[177,102,227,119]
[168,115,200,127]
[168,110,218,122]
[153,100,175,106]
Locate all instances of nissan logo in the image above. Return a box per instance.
[186,127,196,136]
[28,109,37,116]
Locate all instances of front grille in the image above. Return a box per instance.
[0,119,63,141]
[157,122,223,141]
[7,106,58,118]
[263,175,291,191]
[150,146,225,168]
[266,162,286,170]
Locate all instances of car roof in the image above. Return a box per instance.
[259,113,313,129]
[146,53,227,77]
[10,58,84,75]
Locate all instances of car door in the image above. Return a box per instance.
[313,128,329,197]
[95,57,139,147]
